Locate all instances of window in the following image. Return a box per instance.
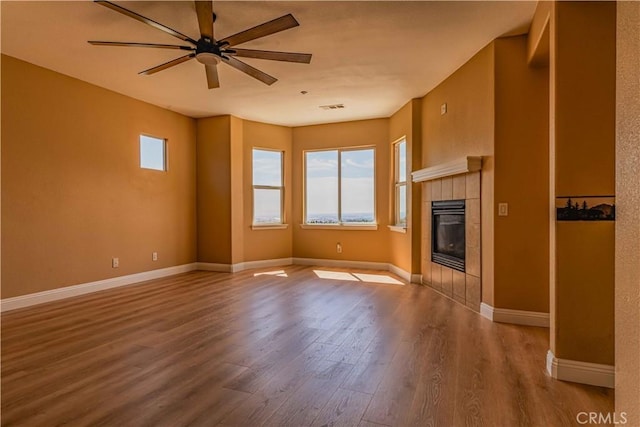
[252,149,284,225]
[394,138,407,226]
[304,147,375,225]
[140,135,166,171]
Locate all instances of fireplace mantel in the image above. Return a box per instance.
[412,156,482,183]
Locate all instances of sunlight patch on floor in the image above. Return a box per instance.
[253,270,288,277]
[313,269,404,285]
[313,270,359,281]
[352,273,404,285]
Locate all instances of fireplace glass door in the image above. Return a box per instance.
[431,200,465,272]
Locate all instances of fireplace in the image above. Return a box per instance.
[431,200,465,272]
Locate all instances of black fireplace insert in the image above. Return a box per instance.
[431,200,465,272]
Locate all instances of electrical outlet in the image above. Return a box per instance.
[152,252,158,261]
[112,257,119,268]
[337,243,342,254]
[498,203,509,216]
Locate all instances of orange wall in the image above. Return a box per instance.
[550,1,616,365]
[1,55,197,298]
[230,116,244,264]
[242,119,293,262]
[493,36,549,312]
[292,119,390,263]
[616,0,640,421]
[421,42,496,304]
[196,115,233,264]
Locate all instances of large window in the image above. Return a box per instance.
[305,147,375,225]
[140,135,166,171]
[252,149,284,225]
[394,138,407,226]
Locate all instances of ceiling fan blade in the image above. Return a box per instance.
[205,64,220,89]
[95,1,197,44]
[89,41,194,51]
[222,56,277,85]
[139,53,196,75]
[219,14,299,47]
[194,1,214,40]
[231,48,311,64]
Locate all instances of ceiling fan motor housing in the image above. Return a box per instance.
[196,38,223,64]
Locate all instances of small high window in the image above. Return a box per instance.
[140,135,166,171]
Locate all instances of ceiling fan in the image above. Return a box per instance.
[88,0,312,88]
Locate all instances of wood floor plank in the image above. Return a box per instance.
[219,342,339,426]
[1,267,614,427]
[260,361,354,426]
[309,388,372,427]
[361,291,450,426]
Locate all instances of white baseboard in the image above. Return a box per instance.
[480,302,494,320]
[196,262,232,272]
[480,303,550,327]
[292,258,421,284]
[1,263,198,312]
[232,257,293,273]
[292,257,389,271]
[546,350,615,388]
[388,264,411,282]
[198,258,293,273]
[2,258,421,312]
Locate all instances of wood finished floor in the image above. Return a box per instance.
[1,266,613,427]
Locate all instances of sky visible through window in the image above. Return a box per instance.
[397,140,407,225]
[398,141,407,183]
[306,148,375,224]
[140,135,165,171]
[253,149,282,224]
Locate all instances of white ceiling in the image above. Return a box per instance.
[1,1,537,126]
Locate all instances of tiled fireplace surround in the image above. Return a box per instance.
[421,171,481,312]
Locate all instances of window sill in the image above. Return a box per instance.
[299,224,378,231]
[251,224,289,230]
[388,225,407,233]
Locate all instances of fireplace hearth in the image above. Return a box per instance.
[431,200,465,272]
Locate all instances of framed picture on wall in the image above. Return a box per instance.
[556,196,615,221]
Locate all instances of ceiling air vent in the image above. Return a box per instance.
[319,104,345,110]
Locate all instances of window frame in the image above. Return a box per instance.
[303,145,377,228]
[393,137,407,228]
[139,134,167,171]
[252,147,285,227]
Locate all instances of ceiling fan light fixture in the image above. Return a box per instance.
[196,52,221,66]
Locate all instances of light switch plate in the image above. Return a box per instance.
[498,203,508,216]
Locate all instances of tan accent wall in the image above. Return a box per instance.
[388,99,421,274]
[493,36,549,312]
[292,119,390,262]
[1,55,197,298]
[550,1,616,365]
[421,42,496,305]
[196,115,233,264]
[615,0,640,422]
[242,119,293,262]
